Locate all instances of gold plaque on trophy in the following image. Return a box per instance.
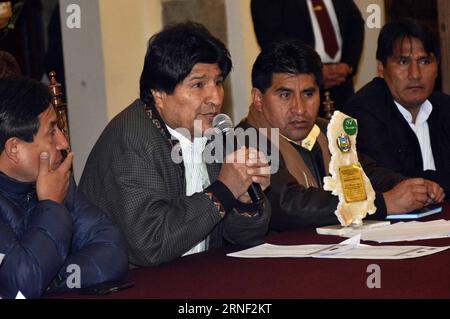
[339,164,367,203]
[323,111,376,226]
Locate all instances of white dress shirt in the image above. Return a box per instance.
[395,100,436,171]
[167,126,210,256]
[306,0,343,63]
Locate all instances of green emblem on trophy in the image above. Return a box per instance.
[343,118,357,136]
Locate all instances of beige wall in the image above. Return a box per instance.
[354,0,386,91]
[60,0,107,181]
[99,0,162,119]
[225,0,259,123]
[61,0,162,181]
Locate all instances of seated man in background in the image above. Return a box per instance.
[0,77,128,299]
[240,39,444,231]
[343,18,450,196]
[79,22,271,267]
[250,0,365,111]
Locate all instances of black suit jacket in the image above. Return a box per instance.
[343,77,450,195]
[251,0,365,109]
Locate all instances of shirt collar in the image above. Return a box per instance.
[280,124,321,151]
[394,99,433,125]
[0,171,35,196]
[166,125,192,146]
[166,125,207,151]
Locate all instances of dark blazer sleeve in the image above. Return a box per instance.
[358,152,406,219]
[338,0,365,74]
[268,156,340,231]
[422,97,450,195]
[0,199,73,299]
[251,0,285,48]
[441,111,450,193]
[358,152,404,193]
[49,179,128,292]
[221,197,271,248]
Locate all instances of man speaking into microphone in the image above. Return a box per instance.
[79,22,271,268]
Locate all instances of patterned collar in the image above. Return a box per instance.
[144,101,179,148]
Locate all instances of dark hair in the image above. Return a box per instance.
[0,76,51,152]
[0,51,21,79]
[251,39,323,93]
[376,18,440,65]
[139,22,232,105]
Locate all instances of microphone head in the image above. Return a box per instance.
[212,113,234,133]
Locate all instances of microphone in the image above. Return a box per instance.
[212,113,264,204]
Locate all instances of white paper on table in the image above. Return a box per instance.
[341,219,450,243]
[227,235,450,260]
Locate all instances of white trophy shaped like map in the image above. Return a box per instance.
[323,111,376,226]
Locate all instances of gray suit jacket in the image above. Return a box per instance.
[79,100,270,267]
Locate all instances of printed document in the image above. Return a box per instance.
[228,235,450,260]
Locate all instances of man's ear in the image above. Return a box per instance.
[3,137,20,164]
[151,90,167,111]
[376,60,384,78]
[251,88,264,112]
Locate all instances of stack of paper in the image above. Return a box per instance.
[341,219,450,243]
[227,236,450,260]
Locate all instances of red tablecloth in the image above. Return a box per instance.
[48,201,450,299]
